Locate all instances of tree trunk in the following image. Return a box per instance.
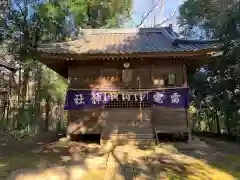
[2,92,7,126]
[14,67,30,129]
[3,79,11,130]
[226,124,231,135]
[17,68,21,108]
[44,97,51,132]
[225,114,231,136]
[34,62,43,133]
[60,104,64,132]
[216,110,221,134]
[4,98,10,130]
[209,118,213,133]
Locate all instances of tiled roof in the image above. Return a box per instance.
[0,58,16,72]
[0,44,17,72]
[36,27,219,55]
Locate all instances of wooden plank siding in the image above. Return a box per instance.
[151,107,188,133]
[67,60,188,136]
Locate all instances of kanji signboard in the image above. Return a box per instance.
[64,88,189,110]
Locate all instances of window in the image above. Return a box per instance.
[122,69,133,85]
[168,73,176,86]
[102,69,120,80]
[104,94,152,109]
[153,78,165,86]
[152,74,176,87]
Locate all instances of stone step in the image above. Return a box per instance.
[106,119,150,121]
[102,132,154,136]
[107,119,150,121]
[101,133,155,140]
[154,121,187,125]
[104,125,153,129]
[101,138,156,146]
[101,132,154,137]
[155,126,188,133]
[105,123,153,127]
[102,128,154,133]
[107,124,152,126]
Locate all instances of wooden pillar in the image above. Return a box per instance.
[183,64,192,143]
[66,73,71,139]
[183,64,188,88]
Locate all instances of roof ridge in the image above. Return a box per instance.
[173,39,220,45]
[78,27,169,35]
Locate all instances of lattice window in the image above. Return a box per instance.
[104,94,152,109]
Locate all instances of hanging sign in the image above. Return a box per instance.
[64,88,189,110]
[150,88,189,108]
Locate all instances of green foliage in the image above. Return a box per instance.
[5,124,36,140]
[61,0,132,28]
[0,0,132,134]
[179,1,240,135]
[40,64,67,103]
[178,0,237,38]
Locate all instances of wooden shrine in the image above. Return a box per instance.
[33,26,219,145]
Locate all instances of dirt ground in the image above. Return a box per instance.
[0,132,240,180]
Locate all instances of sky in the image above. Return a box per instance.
[125,0,184,31]
[10,0,184,32]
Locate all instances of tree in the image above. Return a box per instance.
[179,0,240,135]
[0,0,7,27]
[1,0,132,132]
[128,0,177,28]
[69,0,132,28]
[178,0,238,39]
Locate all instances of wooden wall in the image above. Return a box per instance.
[67,60,188,135]
[67,108,105,134]
[151,107,188,133]
[68,63,184,88]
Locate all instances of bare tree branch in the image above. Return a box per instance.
[154,10,177,27]
[136,0,161,28]
[6,6,24,32]
[15,0,24,14]
[128,12,137,27]
[127,0,178,28]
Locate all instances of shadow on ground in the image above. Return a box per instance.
[106,137,240,180]
[0,132,108,180]
[0,133,240,180]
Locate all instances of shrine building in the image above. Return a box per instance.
[33,26,219,145]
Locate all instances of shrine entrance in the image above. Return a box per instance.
[100,108,154,145]
[100,86,155,145]
[33,27,218,145]
[65,84,189,145]
[65,64,190,145]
